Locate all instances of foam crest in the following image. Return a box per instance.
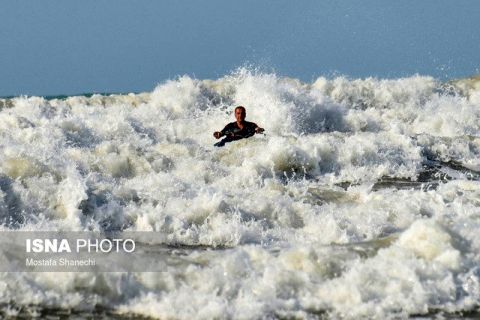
[397,219,461,269]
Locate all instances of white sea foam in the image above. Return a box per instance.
[0,69,479,318]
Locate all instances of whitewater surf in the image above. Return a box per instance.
[1,69,480,319]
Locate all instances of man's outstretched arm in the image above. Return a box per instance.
[213,123,233,139]
[254,123,265,133]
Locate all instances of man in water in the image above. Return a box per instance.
[213,106,265,147]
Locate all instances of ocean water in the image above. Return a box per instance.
[1,69,480,319]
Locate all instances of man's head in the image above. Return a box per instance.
[235,106,246,122]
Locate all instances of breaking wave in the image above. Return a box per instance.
[1,69,480,319]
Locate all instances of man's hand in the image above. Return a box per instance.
[213,131,223,139]
[255,127,265,134]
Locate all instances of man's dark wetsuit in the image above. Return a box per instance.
[214,121,258,147]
